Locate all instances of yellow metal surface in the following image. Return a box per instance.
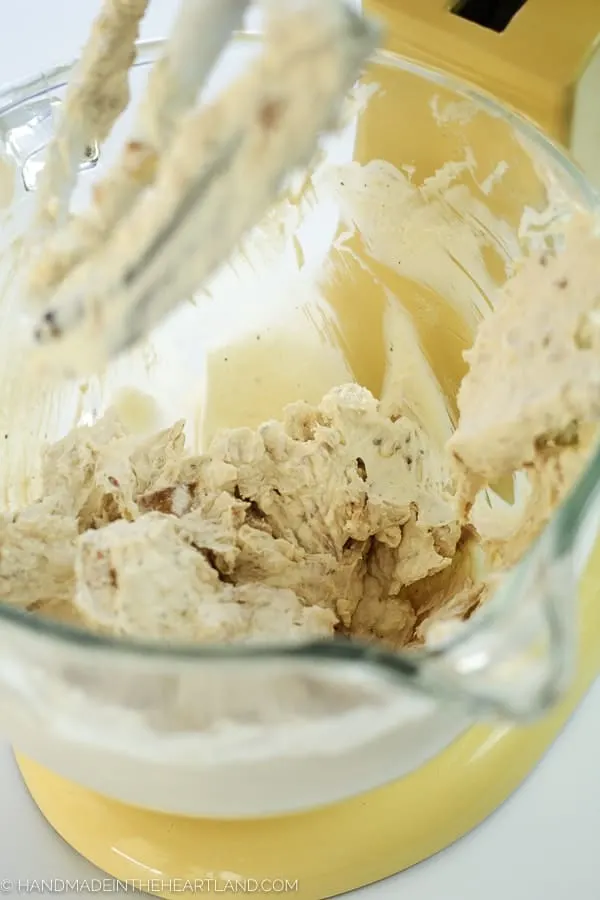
[367,0,600,177]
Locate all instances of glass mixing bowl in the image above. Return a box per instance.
[0,34,598,819]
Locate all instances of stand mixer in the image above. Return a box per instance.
[2,1,600,897]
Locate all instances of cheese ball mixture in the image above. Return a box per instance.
[450,214,600,566]
[0,384,479,647]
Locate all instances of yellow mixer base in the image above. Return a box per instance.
[14,658,598,900]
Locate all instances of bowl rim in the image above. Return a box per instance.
[0,34,597,678]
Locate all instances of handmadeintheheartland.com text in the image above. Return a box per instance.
[1,879,300,895]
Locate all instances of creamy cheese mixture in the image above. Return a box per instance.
[450,214,600,564]
[0,384,480,647]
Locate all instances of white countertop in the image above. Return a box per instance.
[1,1,600,897]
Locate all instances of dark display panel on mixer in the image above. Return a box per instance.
[452,0,528,32]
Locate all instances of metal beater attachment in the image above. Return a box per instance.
[24,0,380,374]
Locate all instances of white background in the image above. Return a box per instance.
[1,1,600,898]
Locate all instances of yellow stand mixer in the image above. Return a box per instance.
[12,1,600,896]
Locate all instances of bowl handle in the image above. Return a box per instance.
[412,439,600,722]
